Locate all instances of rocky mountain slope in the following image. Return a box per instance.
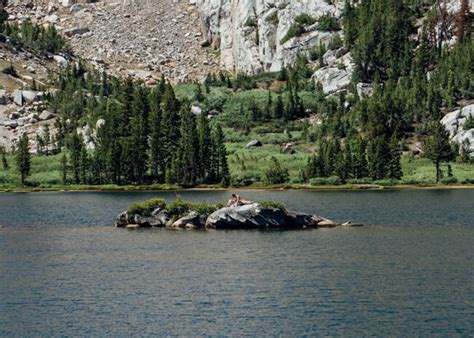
[1,0,473,157]
[6,0,220,82]
[193,0,345,74]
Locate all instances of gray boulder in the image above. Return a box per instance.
[441,104,474,157]
[313,66,351,94]
[4,120,18,129]
[246,140,262,148]
[22,91,38,104]
[39,110,54,121]
[191,105,202,115]
[169,212,207,229]
[13,90,23,106]
[205,204,322,230]
[115,211,128,227]
[53,55,68,67]
[45,14,59,24]
[9,112,21,120]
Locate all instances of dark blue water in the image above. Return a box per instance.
[1,190,473,335]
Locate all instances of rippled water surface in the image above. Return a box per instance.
[1,190,473,335]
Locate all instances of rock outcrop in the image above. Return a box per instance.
[205,203,323,230]
[116,200,359,230]
[193,0,345,74]
[441,104,474,157]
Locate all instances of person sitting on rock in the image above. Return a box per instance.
[226,194,240,207]
[227,194,253,207]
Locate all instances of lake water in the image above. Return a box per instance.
[1,190,473,336]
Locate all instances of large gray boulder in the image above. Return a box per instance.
[13,90,23,106]
[205,203,322,230]
[169,212,208,229]
[39,110,54,121]
[441,104,474,157]
[53,55,68,67]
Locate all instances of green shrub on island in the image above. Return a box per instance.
[259,200,286,210]
[127,197,223,218]
[127,198,166,217]
[167,197,223,217]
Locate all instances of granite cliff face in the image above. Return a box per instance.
[192,0,345,74]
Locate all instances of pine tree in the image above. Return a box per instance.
[16,133,31,185]
[68,133,83,184]
[160,85,181,179]
[212,124,229,185]
[149,100,163,182]
[367,136,389,180]
[108,139,122,184]
[387,135,403,180]
[130,86,150,184]
[351,136,368,179]
[2,153,8,170]
[198,112,211,182]
[194,84,205,102]
[334,148,350,183]
[158,74,166,94]
[423,121,456,182]
[176,105,199,186]
[43,124,51,156]
[342,0,357,48]
[79,147,89,184]
[459,139,471,163]
[61,152,68,185]
[130,112,147,184]
[248,97,261,122]
[274,95,284,120]
[120,138,135,183]
[263,91,273,120]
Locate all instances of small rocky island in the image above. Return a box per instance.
[116,197,362,230]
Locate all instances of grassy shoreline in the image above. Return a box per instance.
[2,153,473,193]
[1,183,474,193]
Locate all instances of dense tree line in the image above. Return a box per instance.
[49,66,229,187]
[304,135,401,183]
